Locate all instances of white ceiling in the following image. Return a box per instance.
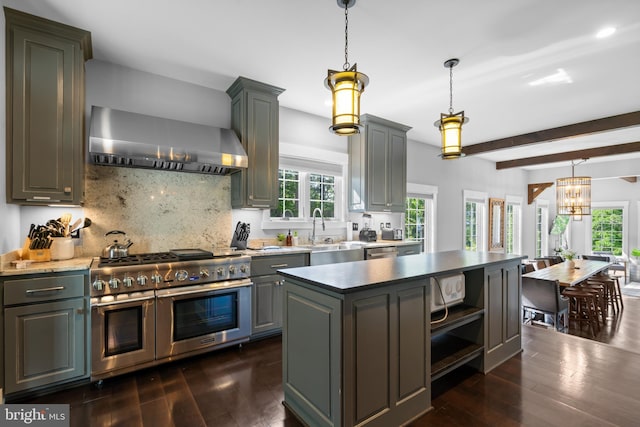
[6,0,640,170]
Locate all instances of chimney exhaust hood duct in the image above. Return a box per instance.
[88,106,248,175]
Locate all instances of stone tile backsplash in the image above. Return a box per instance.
[80,165,232,257]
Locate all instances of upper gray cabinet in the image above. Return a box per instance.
[349,114,411,212]
[5,7,92,205]
[226,77,285,209]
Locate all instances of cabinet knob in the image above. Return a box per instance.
[64,186,72,194]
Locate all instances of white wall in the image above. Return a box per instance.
[528,161,640,257]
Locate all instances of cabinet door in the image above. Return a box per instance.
[367,123,390,211]
[484,262,522,372]
[6,15,87,205]
[388,128,407,212]
[4,298,86,394]
[246,91,279,208]
[251,274,283,336]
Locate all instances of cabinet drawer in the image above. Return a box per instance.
[4,274,85,305]
[251,254,308,276]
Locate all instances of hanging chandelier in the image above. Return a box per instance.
[556,159,591,218]
[434,58,469,159]
[325,0,369,135]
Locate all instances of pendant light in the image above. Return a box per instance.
[325,0,369,135]
[434,58,469,159]
[556,159,591,218]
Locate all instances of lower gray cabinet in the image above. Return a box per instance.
[397,243,421,256]
[5,298,85,394]
[250,253,309,338]
[2,272,88,396]
[484,261,522,372]
[252,274,283,337]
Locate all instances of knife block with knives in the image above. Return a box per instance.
[230,221,250,250]
[22,238,51,262]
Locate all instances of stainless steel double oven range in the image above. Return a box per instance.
[89,249,251,382]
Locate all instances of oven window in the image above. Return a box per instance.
[105,306,143,356]
[173,291,238,341]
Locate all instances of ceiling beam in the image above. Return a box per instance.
[496,141,640,170]
[462,111,640,156]
[621,176,637,183]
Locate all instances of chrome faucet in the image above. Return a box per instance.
[311,208,325,245]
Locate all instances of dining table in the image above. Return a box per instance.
[522,259,612,287]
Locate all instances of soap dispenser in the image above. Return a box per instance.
[286,230,293,246]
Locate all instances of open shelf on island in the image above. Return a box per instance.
[431,334,484,382]
[431,304,484,337]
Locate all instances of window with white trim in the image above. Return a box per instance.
[405,184,438,253]
[535,200,549,257]
[586,201,628,256]
[268,158,343,221]
[463,190,487,252]
[505,195,523,255]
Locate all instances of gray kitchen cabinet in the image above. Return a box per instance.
[250,253,308,338]
[349,114,411,212]
[226,77,285,209]
[4,8,92,205]
[2,272,89,396]
[484,260,522,372]
[397,242,422,256]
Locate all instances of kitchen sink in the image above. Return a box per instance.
[305,243,365,265]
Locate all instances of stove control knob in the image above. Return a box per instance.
[151,273,163,285]
[229,265,236,275]
[200,268,210,278]
[109,277,121,289]
[92,279,106,291]
[216,267,225,277]
[240,264,248,274]
[123,276,134,288]
[176,270,189,281]
[137,274,148,286]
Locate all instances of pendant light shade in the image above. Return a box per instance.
[434,58,468,159]
[325,0,368,135]
[556,160,591,218]
[326,65,369,135]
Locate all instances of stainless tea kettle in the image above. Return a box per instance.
[102,230,133,258]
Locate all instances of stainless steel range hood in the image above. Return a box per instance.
[89,106,247,175]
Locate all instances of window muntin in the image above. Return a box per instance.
[270,168,340,220]
[535,200,549,258]
[505,196,522,255]
[465,201,479,251]
[463,190,487,253]
[309,173,335,218]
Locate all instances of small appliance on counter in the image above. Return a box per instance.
[359,228,377,242]
[381,228,403,241]
[231,222,250,250]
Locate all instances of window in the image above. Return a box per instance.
[505,196,523,255]
[309,174,335,218]
[268,158,343,222]
[588,202,628,256]
[271,169,300,218]
[406,184,437,253]
[535,200,549,258]
[463,190,487,252]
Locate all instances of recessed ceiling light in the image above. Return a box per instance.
[528,69,573,87]
[596,27,616,39]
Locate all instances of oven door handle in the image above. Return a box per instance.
[156,279,252,298]
[91,294,155,307]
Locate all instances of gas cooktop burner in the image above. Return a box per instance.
[98,249,216,267]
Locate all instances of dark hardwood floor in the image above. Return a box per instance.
[16,295,640,427]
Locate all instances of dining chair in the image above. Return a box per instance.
[522,277,568,332]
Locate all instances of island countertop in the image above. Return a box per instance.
[278,250,526,293]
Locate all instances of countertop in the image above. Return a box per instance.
[0,256,93,276]
[278,250,526,293]
[0,240,421,275]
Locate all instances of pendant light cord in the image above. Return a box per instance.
[448,64,454,115]
[343,1,350,70]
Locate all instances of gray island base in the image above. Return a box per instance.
[278,250,525,427]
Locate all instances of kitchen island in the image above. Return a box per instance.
[278,250,525,427]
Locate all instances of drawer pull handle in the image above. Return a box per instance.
[404,251,416,255]
[26,286,65,294]
[270,263,288,268]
